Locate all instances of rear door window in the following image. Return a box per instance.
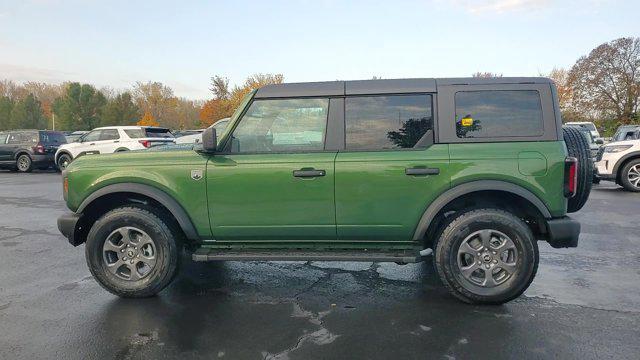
[100,129,120,141]
[345,95,433,150]
[455,90,543,138]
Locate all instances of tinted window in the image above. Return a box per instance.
[0,132,7,144]
[145,128,174,138]
[455,91,543,138]
[82,130,102,142]
[7,132,38,144]
[40,131,67,144]
[100,129,119,141]
[345,95,433,150]
[230,98,328,153]
[124,129,145,138]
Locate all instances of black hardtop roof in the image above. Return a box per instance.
[254,77,552,98]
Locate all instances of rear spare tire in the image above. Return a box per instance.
[562,126,592,212]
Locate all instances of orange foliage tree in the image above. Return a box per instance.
[199,73,283,127]
[137,111,159,127]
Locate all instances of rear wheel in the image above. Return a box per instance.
[562,126,592,212]
[85,206,180,298]
[620,159,640,192]
[16,154,33,173]
[434,208,538,304]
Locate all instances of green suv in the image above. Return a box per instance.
[57,77,590,304]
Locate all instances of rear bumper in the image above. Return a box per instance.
[57,212,83,246]
[546,216,580,248]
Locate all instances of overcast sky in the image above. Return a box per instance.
[0,0,638,99]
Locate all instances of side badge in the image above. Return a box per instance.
[191,169,203,181]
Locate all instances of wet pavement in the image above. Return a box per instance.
[0,171,639,359]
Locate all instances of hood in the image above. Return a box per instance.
[67,148,205,171]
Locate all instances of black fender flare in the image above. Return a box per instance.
[77,183,199,240]
[613,151,640,179]
[412,180,552,241]
[114,148,130,152]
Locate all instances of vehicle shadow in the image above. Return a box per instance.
[92,254,520,359]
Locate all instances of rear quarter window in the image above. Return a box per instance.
[123,129,146,139]
[40,131,67,144]
[455,90,543,138]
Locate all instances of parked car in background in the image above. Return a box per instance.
[55,126,174,170]
[595,137,640,191]
[173,129,203,138]
[565,122,603,144]
[611,125,640,142]
[569,127,600,183]
[175,118,230,144]
[0,130,67,172]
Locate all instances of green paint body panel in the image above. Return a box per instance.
[64,139,568,249]
[334,145,451,241]
[65,150,212,238]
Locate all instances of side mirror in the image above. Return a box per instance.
[201,127,217,153]
[595,138,604,145]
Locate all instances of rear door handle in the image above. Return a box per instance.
[405,167,440,176]
[293,169,326,178]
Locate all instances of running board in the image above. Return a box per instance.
[192,248,423,263]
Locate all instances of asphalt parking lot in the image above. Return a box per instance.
[1,171,639,360]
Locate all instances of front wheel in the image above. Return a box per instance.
[434,208,538,304]
[57,154,72,171]
[85,206,180,298]
[620,159,640,192]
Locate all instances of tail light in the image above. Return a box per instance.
[63,177,69,201]
[564,157,578,198]
[139,140,151,148]
[33,143,45,154]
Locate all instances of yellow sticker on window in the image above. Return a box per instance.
[461,116,473,127]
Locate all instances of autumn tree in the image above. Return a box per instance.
[200,73,284,127]
[53,83,107,130]
[472,72,503,78]
[132,81,178,126]
[0,97,14,130]
[568,37,640,123]
[101,92,140,126]
[10,94,46,129]
[137,111,159,127]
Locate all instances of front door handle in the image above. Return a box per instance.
[293,169,326,178]
[405,167,440,176]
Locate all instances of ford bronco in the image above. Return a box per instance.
[57,77,591,304]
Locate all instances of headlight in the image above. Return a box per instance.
[604,145,632,153]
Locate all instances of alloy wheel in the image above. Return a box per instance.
[456,229,519,288]
[102,226,157,281]
[628,164,640,189]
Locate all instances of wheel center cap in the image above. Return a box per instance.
[482,254,492,262]
[127,250,135,257]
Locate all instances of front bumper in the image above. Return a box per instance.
[57,212,83,246]
[546,216,580,248]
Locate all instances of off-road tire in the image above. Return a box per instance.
[16,154,33,173]
[434,208,539,305]
[562,126,592,212]
[85,205,180,298]
[620,158,640,192]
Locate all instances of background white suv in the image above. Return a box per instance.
[565,121,602,142]
[55,126,174,170]
[595,138,640,191]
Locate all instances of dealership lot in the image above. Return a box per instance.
[1,171,639,359]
